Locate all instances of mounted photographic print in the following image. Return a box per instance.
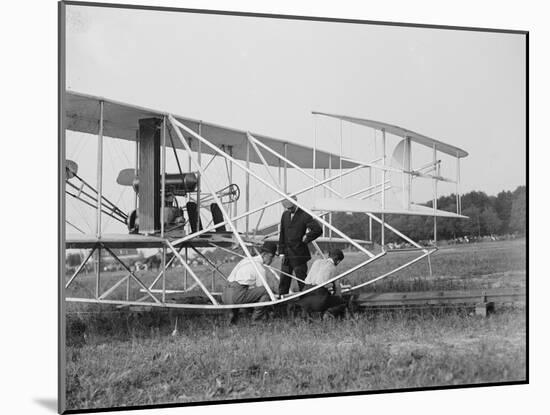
[59,1,527,413]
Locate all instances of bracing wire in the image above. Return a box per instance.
[113,136,132,166]
[102,187,128,231]
[68,195,93,233]
[68,133,87,161]
[66,219,85,234]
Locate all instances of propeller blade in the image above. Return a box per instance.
[65,159,78,180]
[117,168,137,186]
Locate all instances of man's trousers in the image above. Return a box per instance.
[279,259,308,295]
[297,285,346,317]
[222,282,270,321]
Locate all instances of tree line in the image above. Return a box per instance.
[332,185,526,243]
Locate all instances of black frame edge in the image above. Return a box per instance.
[59,1,67,414]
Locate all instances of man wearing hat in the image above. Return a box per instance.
[278,195,323,295]
[222,242,277,324]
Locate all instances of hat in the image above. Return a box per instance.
[260,242,277,256]
[328,248,344,262]
[281,194,297,209]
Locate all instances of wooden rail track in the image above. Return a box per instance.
[353,287,525,310]
[66,287,525,316]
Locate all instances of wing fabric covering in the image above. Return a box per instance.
[65,91,356,169]
[312,111,468,158]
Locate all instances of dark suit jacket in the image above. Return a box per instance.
[278,209,322,266]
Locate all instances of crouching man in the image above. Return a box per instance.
[222,242,277,324]
[297,249,346,318]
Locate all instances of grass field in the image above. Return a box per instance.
[64,238,527,411]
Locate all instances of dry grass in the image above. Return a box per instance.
[66,310,526,410]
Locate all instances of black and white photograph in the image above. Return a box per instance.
[59,1,527,413]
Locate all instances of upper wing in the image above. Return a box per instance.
[65,91,358,169]
[312,111,468,158]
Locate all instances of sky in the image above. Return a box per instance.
[64,4,526,234]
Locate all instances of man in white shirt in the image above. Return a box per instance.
[222,242,277,324]
[298,249,346,317]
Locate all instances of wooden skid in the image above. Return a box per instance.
[72,288,524,316]
[355,288,525,308]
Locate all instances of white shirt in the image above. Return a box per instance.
[227,255,267,287]
[304,258,336,286]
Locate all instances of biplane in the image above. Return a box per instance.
[63,90,468,310]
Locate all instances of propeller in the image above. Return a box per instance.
[65,159,78,180]
[117,168,137,186]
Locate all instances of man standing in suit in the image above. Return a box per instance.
[278,195,322,295]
